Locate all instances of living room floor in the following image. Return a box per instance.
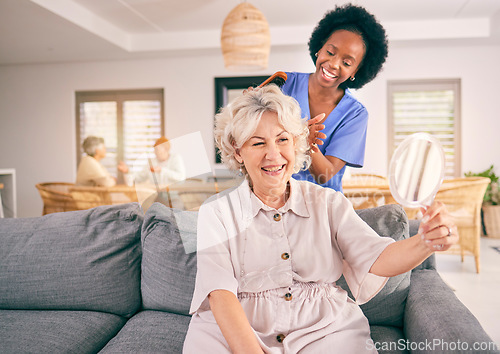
[435,236,500,345]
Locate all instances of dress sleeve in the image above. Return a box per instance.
[332,195,394,304]
[189,202,239,314]
[324,102,368,168]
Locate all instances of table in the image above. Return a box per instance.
[135,178,243,211]
[0,183,4,218]
[0,169,16,218]
[67,178,243,212]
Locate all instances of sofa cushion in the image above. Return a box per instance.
[369,325,408,354]
[0,310,126,354]
[337,204,411,328]
[100,310,191,353]
[0,203,143,317]
[404,269,498,351]
[141,203,197,315]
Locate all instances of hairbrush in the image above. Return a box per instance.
[257,71,288,88]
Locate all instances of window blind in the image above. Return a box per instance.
[123,100,162,174]
[76,89,164,179]
[388,80,461,177]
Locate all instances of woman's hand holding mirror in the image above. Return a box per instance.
[417,201,459,251]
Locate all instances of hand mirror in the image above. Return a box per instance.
[388,133,445,208]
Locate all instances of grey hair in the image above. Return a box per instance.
[214,84,311,176]
[82,136,105,157]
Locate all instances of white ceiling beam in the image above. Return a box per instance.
[129,18,492,52]
[28,1,494,53]
[29,0,131,50]
[130,30,220,52]
[385,18,490,41]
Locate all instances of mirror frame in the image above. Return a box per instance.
[388,132,445,208]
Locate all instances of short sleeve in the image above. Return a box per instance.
[189,203,239,314]
[332,195,394,304]
[324,101,368,168]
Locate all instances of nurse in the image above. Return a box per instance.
[282,4,389,192]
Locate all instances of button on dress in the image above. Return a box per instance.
[183,178,394,353]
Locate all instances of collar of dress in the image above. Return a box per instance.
[236,177,310,220]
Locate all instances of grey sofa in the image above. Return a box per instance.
[0,202,497,354]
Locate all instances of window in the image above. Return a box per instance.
[388,79,461,177]
[76,89,164,179]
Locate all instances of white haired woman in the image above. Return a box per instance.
[183,85,458,353]
[76,136,117,187]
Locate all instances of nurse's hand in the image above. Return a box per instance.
[308,113,326,153]
[242,86,256,95]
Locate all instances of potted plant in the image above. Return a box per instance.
[465,165,500,237]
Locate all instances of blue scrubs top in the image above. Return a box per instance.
[282,72,368,192]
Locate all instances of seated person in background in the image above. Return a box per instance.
[76,136,117,187]
[183,85,458,353]
[121,136,186,186]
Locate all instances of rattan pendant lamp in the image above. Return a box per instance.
[220,1,271,71]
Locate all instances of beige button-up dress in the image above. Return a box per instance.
[183,178,394,353]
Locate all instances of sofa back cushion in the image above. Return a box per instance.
[0,203,143,317]
[336,204,411,327]
[141,203,197,315]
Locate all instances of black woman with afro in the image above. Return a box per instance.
[282,3,388,192]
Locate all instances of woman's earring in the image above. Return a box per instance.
[238,163,244,177]
[315,52,318,57]
[350,76,355,81]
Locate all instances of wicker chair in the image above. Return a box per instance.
[342,173,388,188]
[176,186,220,211]
[68,185,139,210]
[169,178,241,211]
[343,174,392,210]
[434,177,490,273]
[35,182,79,215]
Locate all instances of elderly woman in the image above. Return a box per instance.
[183,85,458,353]
[76,136,117,187]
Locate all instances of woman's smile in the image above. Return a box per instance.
[261,164,286,174]
[321,66,338,81]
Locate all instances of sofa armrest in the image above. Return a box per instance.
[404,269,498,353]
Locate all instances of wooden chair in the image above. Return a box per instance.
[35,182,79,215]
[68,185,139,210]
[434,177,490,273]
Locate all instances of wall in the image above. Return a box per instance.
[1,42,499,217]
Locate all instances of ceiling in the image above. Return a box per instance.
[1,0,500,66]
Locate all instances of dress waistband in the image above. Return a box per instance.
[239,280,342,299]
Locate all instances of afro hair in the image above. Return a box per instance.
[308,3,388,90]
